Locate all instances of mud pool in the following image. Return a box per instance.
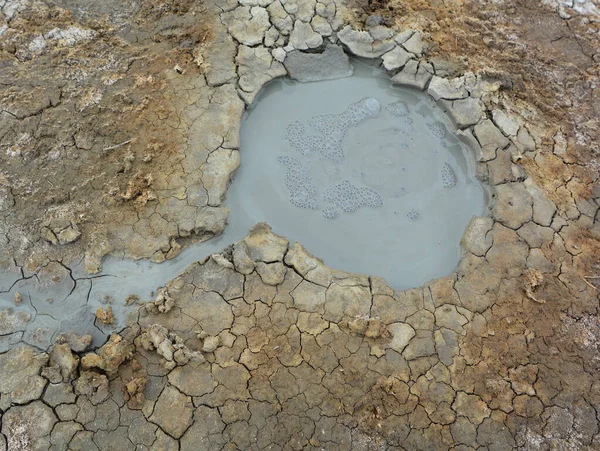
[0,62,487,349]
[234,62,487,289]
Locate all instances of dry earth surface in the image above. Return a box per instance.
[1,0,600,449]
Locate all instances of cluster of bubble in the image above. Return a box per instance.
[322,180,383,213]
[322,207,340,220]
[440,162,457,188]
[283,98,381,163]
[285,121,311,156]
[406,209,419,220]
[286,121,329,159]
[386,101,409,117]
[278,156,320,209]
[427,122,446,139]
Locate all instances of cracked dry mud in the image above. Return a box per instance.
[1,0,600,449]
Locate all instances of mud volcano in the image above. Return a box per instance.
[233,63,487,289]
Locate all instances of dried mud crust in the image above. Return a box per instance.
[347,0,600,154]
[1,0,600,449]
[0,0,241,276]
[1,224,600,450]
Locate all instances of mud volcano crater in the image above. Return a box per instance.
[232,61,488,289]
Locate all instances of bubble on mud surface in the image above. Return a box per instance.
[386,101,409,117]
[286,97,381,162]
[363,97,381,116]
[280,95,462,220]
[285,121,311,156]
[278,156,320,209]
[407,209,419,220]
[441,162,457,188]
[280,98,387,216]
[322,207,340,219]
[427,122,446,139]
[322,180,383,213]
